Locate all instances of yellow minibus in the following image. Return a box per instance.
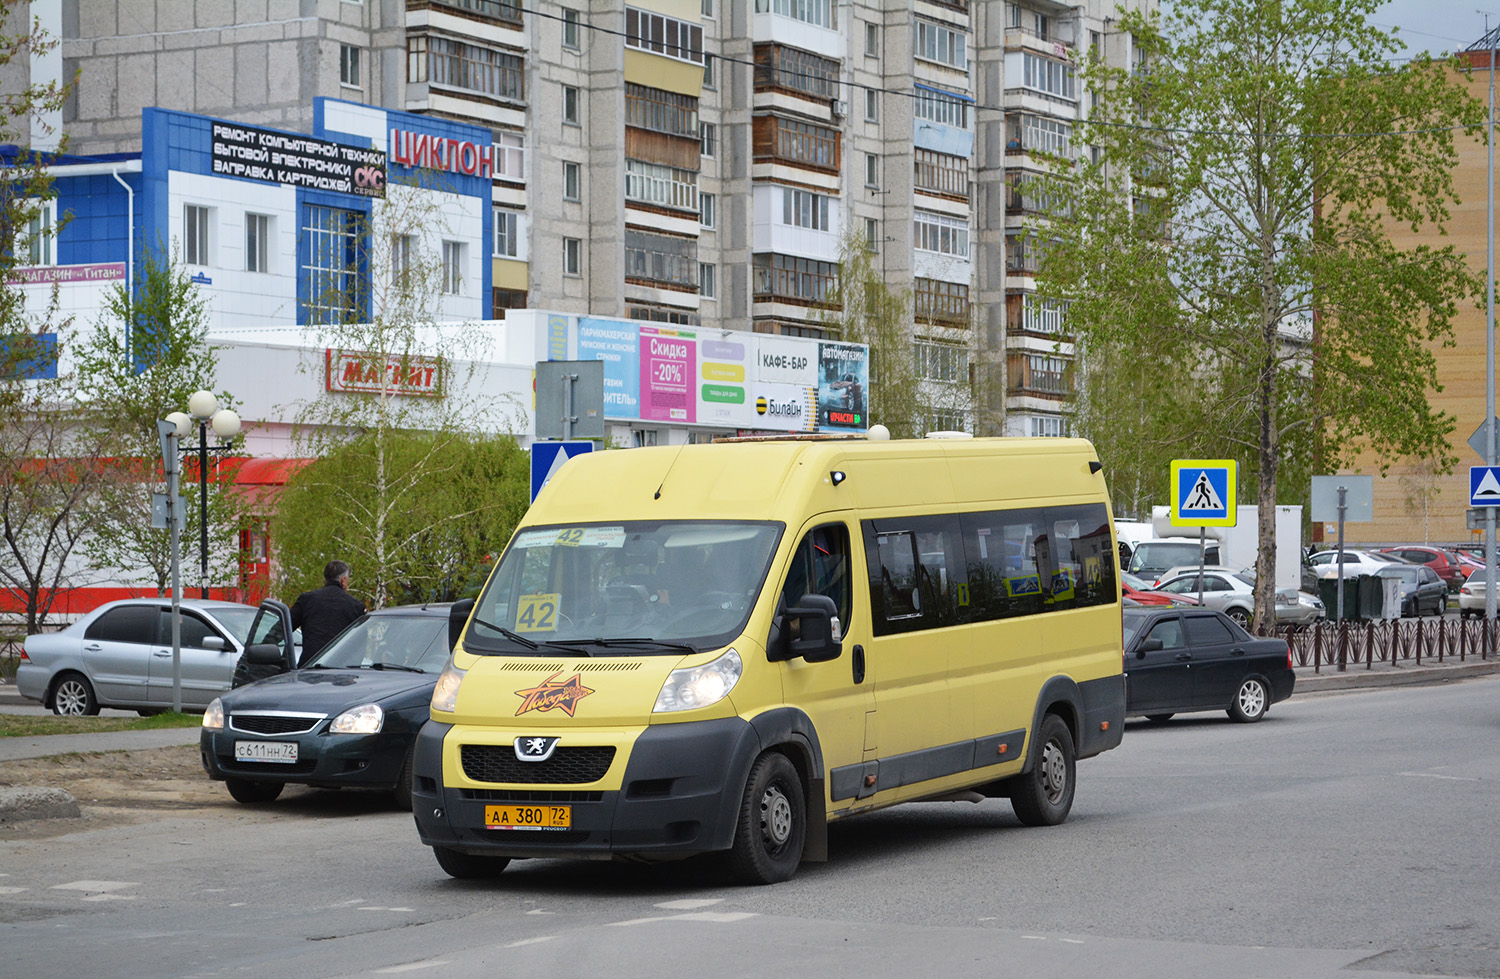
[412,435,1125,883]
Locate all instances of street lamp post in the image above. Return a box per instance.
[165,390,240,599]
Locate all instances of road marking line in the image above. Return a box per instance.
[525,909,555,915]
[1400,772,1479,781]
[0,887,28,895]
[505,937,556,948]
[358,907,415,912]
[373,961,451,974]
[655,898,723,910]
[609,912,758,927]
[82,894,138,902]
[52,880,137,892]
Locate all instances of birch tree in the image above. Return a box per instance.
[1037,0,1484,631]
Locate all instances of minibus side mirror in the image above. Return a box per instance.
[450,598,476,651]
[786,594,843,664]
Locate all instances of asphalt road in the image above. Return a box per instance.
[3,677,1499,979]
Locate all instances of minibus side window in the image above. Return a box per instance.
[959,508,1046,622]
[863,516,968,635]
[1041,503,1118,611]
[780,523,853,628]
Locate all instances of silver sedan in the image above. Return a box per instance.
[1154,568,1325,628]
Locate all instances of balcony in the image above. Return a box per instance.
[753,253,839,306]
[754,43,842,102]
[1006,352,1073,400]
[754,115,840,174]
[625,229,699,292]
[411,0,523,28]
[915,278,971,326]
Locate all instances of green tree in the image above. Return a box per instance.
[73,248,244,596]
[1036,0,1483,631]
[271,429,529,608]
[817,229,928,438]
[288,183,524,606]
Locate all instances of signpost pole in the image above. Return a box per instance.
[1488,27,1498,629]
[562,371,577,442]
[1197,527,1205,607]
[1335,486,1347,628]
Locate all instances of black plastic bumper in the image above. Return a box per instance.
[200,728,409,790]
[411,716,761,860]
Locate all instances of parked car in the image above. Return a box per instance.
[1374,564,1448,617]
[1309,549,1406,577]
[1126,539,1222,581]
[16,598,261,715]
[1378,546,1467,591]
[1122,607,1295,723]
[1153,567,1324,626]
[1121,572,1198,607]
[1459,570,1491,618]
[1454,550,1485,579]
[200,599,465,809]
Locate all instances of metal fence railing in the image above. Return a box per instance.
[1272,617,1499,672]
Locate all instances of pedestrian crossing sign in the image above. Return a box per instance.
[1170,459,1237,527]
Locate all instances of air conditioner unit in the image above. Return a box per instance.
[831,99,847,119]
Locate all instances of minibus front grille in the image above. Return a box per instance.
[459,789,605,803]
[460,745,617,784]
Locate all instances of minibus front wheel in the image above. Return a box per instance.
[727,752,806,885]
[1009,714,1076,827]
[433,846,511,880]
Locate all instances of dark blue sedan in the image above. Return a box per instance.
[201,601,464,809]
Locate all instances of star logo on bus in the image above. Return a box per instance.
[514,672,596,717]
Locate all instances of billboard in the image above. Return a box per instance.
[565,315,866,433]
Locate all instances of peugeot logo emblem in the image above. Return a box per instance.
[514,736,560,762]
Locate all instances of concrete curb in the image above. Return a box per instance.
[1293,659,1500,693]
[0,786,81,822]
[0,727,202,763]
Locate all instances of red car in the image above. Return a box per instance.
[1122,573,1198,607]
[1378,546,1466,591]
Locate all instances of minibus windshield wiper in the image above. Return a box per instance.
[470,616,587,655]
[552,637,699,655]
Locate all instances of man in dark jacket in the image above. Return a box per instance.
[291,560,366,665]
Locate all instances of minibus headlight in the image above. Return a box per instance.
[202,697,224,730]
[654,648,742,713]
[330,703,384,734]
[431,658,467,714]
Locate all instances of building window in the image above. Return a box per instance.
[703,52,716,89]
[625,229,699,289]
[914,210,969,258]
[493,287,527,319]
[390,233,415,289]
[245,213,272,273]
[754,0,832,29]
[914,18,967,70]
[864,89,878,121]
[700,192,716,228]
[625,84,700,139]
[633,429,660,447]
[699,262,716,299]
[781,188,832,231]
[184,204,212,266]
[495,130,525,181]
[628,304,701,326]
[563,84,580,124]
[914,339,969,382]
[17,201,54,266]
[409,35,525,102]
[1022,52,1076,101]
[625,159,699,212]
[428,0,522,24]
[494,208,520,258]
[865,22,879,58]
[914,148,969,197]
[1008,353,1071,395]
[864,152,878,187]
[303,204,363,324]
[441,241,465,294]
[562,8,580,48]
[702,0,715,16]
[914,88,972,128]
[865,217,879,252]
[915,278,971,325]
[625,6,705,64]
[1021,293,1066,334]
[755,43,840,99]
[563,161,581,201]
[926,408,967,434]
[700,121,717,157]
[757,115,839,170]
[340,44,361,87]
[1028,415,1068,438]
[1009,114,1074,158]
[753,253,838,303]
[563,237,582,276]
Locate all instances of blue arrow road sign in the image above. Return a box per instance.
[1471,466,1500,507]
[531,441,594,502]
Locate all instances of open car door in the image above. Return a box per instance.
[231,599,297,688]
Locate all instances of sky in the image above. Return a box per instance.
[1374,1,1493,55]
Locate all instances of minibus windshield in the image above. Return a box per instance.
[466,521,783,654]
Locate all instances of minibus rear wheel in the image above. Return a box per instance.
[1009,714,1075,827]
[727,752,806,885]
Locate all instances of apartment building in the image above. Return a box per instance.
[21,0,1149,436]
